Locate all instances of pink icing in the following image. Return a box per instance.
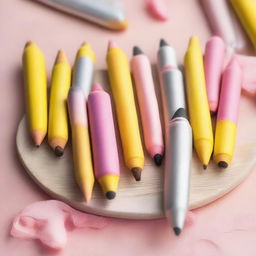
[204,36,225,113]
[67,87,88,126]
[88,83,120,178]
[146,0,169,21]
[11,200,108,250]
[131,54,164,158]
[217,57,242,123]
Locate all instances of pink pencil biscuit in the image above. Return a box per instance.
[67,87,95,202]
[204,36,225,114]
[88,83,120,200]
[217,58,242,123]
[214,57,242,168]
[131,46,164,166]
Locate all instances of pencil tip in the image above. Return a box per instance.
[31,130,45,147]
[55,49,67,64]
[54,146,64,157]
[131,167,142,181]
[92,83,103,91]
[173,227,181,236]
[81,41,88,47]
[188,36,199,49]
[84,192,92,203]
[108,40,118,50]
[154,154,163,166]
[160,38,169,47]
[24,41,34,48]
[203,165,207,170]
[105,191,116,200]
[218,161,228,168]
[133,46,144,56]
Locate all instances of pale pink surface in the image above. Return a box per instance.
[146,0,169,21]
[1,0,256,255]
[11,200,108,250]
[88,83,120,178]
[236,54,256,96]
[217,58,242,123]
[204,36,225,113]
[67,87,88,126]
[131,54,164,158]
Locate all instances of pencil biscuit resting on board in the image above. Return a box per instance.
[214,58,242,168]
[66,42,96,202]
[67,86,95,203]
[131,46,164,166]
[48,50,71,156]
[22,41,47,147]
[204,36,225,114]
[184,36,214,169]
[88,83,120,200]
[107,40,144,181]
[157,39,192,236]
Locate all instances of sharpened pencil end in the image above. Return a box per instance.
[108,40,118,50]
[218,161,228,168]
[203,165,207,170]
[31,130,45,147]
[105,191,116,200]
[24,41,34,49]
[160,38,169,47]
[133,46,144,56]
[55,49,68,64]
[81,41,88,47]
[131,167,142,181]
[154,154,163,166]
[173,227,181,236]
[54,146,64,157]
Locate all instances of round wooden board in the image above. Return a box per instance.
[16,70,256,219]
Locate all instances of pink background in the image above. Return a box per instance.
[1,0,256,255]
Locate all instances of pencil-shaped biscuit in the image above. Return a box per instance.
[48,50,71,156]
[23,41,47,146]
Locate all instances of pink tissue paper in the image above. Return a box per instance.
[10,200,109,250]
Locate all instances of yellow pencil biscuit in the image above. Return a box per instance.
[48,50,71,156]
[23,41,47,146]
[184,36,214,168]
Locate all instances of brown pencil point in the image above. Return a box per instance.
[218,161,228,168]
[203,165,207,170]
[55,49,68,64]
[54,146,64,157]
[131,167,142,181]
[31,130,45,147]
[24,41,34,49]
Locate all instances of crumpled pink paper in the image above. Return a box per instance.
[10,200,109,250]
